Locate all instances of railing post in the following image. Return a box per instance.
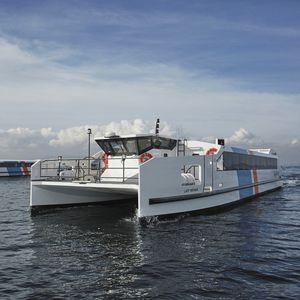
[98,159,101,182]
[58,156,62,179]
[77,160,80,180]
[122,155,126,183]
[87,128,92,175]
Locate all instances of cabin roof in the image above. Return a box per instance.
[94,134,175,140]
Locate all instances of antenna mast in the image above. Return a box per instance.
[155,118,160,135]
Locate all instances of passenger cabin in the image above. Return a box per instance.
[92,133,279,184]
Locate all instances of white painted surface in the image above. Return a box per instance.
[30,181,138,207]
[30,134,282,218]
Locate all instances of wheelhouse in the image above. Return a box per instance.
[95,135,177,156]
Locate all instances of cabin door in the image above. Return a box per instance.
[204,155,214,191]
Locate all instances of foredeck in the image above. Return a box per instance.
[31,157,140,184]
[35,180,138,192]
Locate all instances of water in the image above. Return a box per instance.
[0,168,300,299]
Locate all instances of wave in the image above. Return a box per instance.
[283,179,300,187]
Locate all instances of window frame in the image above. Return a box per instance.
[220,151,277,171]
[96,136,177,156]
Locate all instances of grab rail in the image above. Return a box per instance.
[35,156,140,184]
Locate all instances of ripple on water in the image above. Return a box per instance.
[0,171,300,299]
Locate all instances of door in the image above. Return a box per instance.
[204,155,214,191]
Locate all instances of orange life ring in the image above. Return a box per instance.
[101,153,109,172]
[139,152,153,163]
[206,147,218,155]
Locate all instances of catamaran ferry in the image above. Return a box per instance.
[30,121,282,219]
[0,160,35,177]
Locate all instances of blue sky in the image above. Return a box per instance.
[0,0,299,163]
[1,0,299,92]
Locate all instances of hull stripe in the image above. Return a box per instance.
[22,165,30,176]
[7,166,22,176]
[237,170,253,199]
[253,169,259,194]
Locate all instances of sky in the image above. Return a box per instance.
[0,0,299,164]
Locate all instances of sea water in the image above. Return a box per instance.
[0,167,300,299]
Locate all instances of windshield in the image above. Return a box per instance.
[97,138,138,156]
[96,136,177,156]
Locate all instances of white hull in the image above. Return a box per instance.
[30,155,282,218]
[30,178,281,215]
[137,156,282,218]
[140,180,282,218]
[30,181,138,207]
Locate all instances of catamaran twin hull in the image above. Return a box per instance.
[30,154,282,219]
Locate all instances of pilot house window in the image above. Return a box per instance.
[96,136,177,156]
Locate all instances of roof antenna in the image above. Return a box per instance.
[155,118,160,135]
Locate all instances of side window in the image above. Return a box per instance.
[222,152,277,170]
[123,139,138,155]
[137,137,152,154]
[216,154,224,170]
[152,137,177,150]
[97,141,113,154]
[223,152,237,170]
[110,140,126,155]
[169,139,177,150]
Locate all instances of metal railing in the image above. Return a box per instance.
[37,156,139,184]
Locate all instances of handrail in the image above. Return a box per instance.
[36,156,140,183]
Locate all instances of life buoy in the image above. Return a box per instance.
[206,147,218,155]
[101,153,109,172]
[139,152,153,163]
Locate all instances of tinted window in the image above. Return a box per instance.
[110,140,126,155]
[97,138,138,156]
[222,152,277,170]
[123,138,138,155]
[0,161,18,167]
[137,137,152,154]
[152,137,177,150]
[97,140,113,154]
[96,136,177,156]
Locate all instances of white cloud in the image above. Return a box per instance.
[7,127,35,137]
[226,128,257,145]
[0,37,299,163]
[0,122,299,165]
[199,128,259,145]
[49,119,174,147]
[0,119,174,159]
[40,127,56,138]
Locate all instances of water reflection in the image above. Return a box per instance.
[1,175,299,299]
[29,202,145,298]
[28,187,299,298]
